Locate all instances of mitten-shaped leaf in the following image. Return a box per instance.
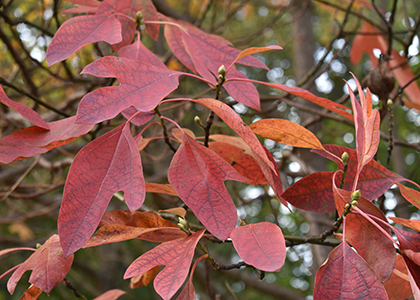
[58,122,145,256]
[7,235,73,295]
[46,15,122,66]
[0,86,49,129]
[231,222,286,272]
[168,130,250,240]
[78,56,180,124]
[0,116,93,164]
[314,242,388,300]
[124,229,205,300]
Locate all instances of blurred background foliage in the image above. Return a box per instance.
[0,0,419,299]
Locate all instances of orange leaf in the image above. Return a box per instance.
[250,118,325,150]
[130,266,161,289]
[145,182,178,196]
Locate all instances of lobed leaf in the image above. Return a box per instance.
[230,222,286,272]
[58,122,145,256]
[78,56,180,124]
[314,242,388,299]
[168,129,250,240]
[124,229,205,300]
[7,235,73,295]
[46,15,122,66]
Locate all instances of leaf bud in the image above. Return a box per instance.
[177,222,185,230]
[387,99,393,107]
[351,200,358,207]
[345,203,350,210]
[341,152,349,164]
[218,65,226,77]
[136,11,144,27]
[194,116,201,125]
[351,190,361,201]
[36,243,41,249]
[239,220,247,226]
[178,217,187,227]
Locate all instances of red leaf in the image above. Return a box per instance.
[393,228,420,291]
[46,14,122,66]
[78,56,180,124]
[347,74,380,175]
[345,199,395,282]
[281,172,336,212]
[0,87,49,130]
[223,68,261,110]
[0,116,93,165]
[384,254,413,300]
[388,217,420,232]
[19,285,43,300]
[314,242,388,299]
[93,289,126,300]
[58,122,145,256]
[394,182,420,210]
[124,229,205,300]
[230,222,286,272]
[189,99,276,173]
[164,18,268,82]
[229,79,353,121]
[209,141,267,185]
[250,118,325,150]
[176,254,208,300]
[136,0,160,40]
[7,235,73,295]
[168,129,250,240]
[99,210,178,228]
[118,34,166,68]
[121,106,155,126]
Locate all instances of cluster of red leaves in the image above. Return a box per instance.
[1,0,420,299]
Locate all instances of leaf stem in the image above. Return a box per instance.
[154,106,177,152]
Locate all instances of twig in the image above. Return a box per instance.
[63,278,88,300]
[154,106,177,152]
[1,155,41,202]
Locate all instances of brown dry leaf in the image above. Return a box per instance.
[9,222,35,243]
[130,265,161,289]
